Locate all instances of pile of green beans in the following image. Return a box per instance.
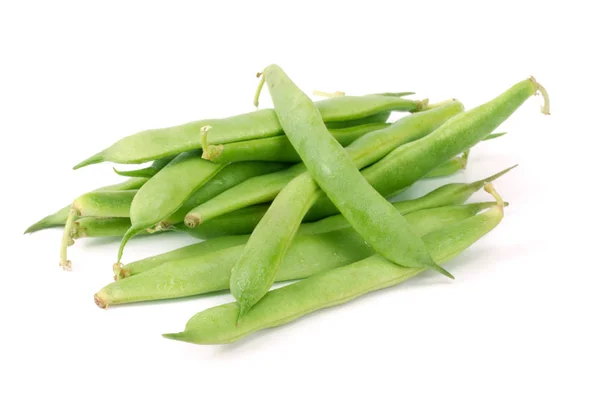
[25,65,549,345]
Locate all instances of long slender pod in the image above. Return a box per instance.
[203,123,389,163]
[185,100,463,227]
[25,177,148,234]
[96,200,500,306]
[115,149,224,266]
[163,184,506,344]
[73,95,425,168]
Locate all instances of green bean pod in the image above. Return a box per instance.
[157,161,288,229]
[304,77,548,221]
[114,235,251,280]
[162,184,506,344]
[59,190,139,270]
[424,152,468,179]
[113,156,176,178]
[73,95,425,168]
[96,201,498,306]
[115,150,225,265]
[176,204,270,239]
[323,111,391,129]
[229,66,460,316]
[204,123,389,164]
[73,217,133,239]
[24,177,148,234]
[184,100,463,227]
[179,165,515,239]
[421,131,507,179]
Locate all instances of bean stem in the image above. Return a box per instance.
[199,125,223,160]
[59,206,79,271]
[530,76,550,115]
[253,72,265,108]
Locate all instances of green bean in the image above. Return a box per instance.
[420,131,507,179]
[59,190,139,270]
[323,111,391,129]
[184,100,463,227]
[304,77,548,221]
[142,201,497,279]
[424,151,469,178]
[113,156,176,178]
[115,149,224,266]
[484,131,508,141]
[229,66,458,317]
[113,235,250,280]
[156,161,288,230]
[176,204,270,240]
[179,165,515,239]
[203,123,389,164]
[73,95,425,169]
[96,201,498,306]
[73,217,133,239]
[119,166,515,279]
[163,184,506,344]
[24,177,148,234]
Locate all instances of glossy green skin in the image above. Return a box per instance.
[164,204,504,344]
[74,217,137,239]
[304,78,538,221]
[113,156,176,178]
[422,131,506,179]
[424,155,466,178]
[73,95,422,168]
[229,65,453,315]
[96,202,492,305]
[63,166,515,242]
[230,173,321,315]
[72,190,137,218]
[118,235,251,278]
[24,177,148,234]
[324,111,391,129]
[361,78,537,197]
[161,162,288,227]
[180,166,514,240]
[117,151,224,262]
[208,122,389,163]
[178,204,271,239]
[185,100,463,225]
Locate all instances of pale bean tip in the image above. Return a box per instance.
[94,293,108,309]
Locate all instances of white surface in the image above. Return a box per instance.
[2,1,598,399]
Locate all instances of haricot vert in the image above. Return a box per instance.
[96,200,502,307]
[73,93,426,168]
[229,65,460,318]
[23,65,549,347]
[163,184,507,344]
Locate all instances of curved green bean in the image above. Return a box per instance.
[157,161,288,229]
[96,201,498,306]
[73,95,425,168]
[115,150,224,265]
[184,100,463,227]
[114,235,250,280]
[229,65,457,317]
[424,151,469,178]
[304,78,548,221]
[58,190,139,270]
[163,184,506,344]
[203,123,389,164]
[73,217,133,239]
[323,111,391,129]
[24,177,147,234]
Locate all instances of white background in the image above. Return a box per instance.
[2,1,599,399]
